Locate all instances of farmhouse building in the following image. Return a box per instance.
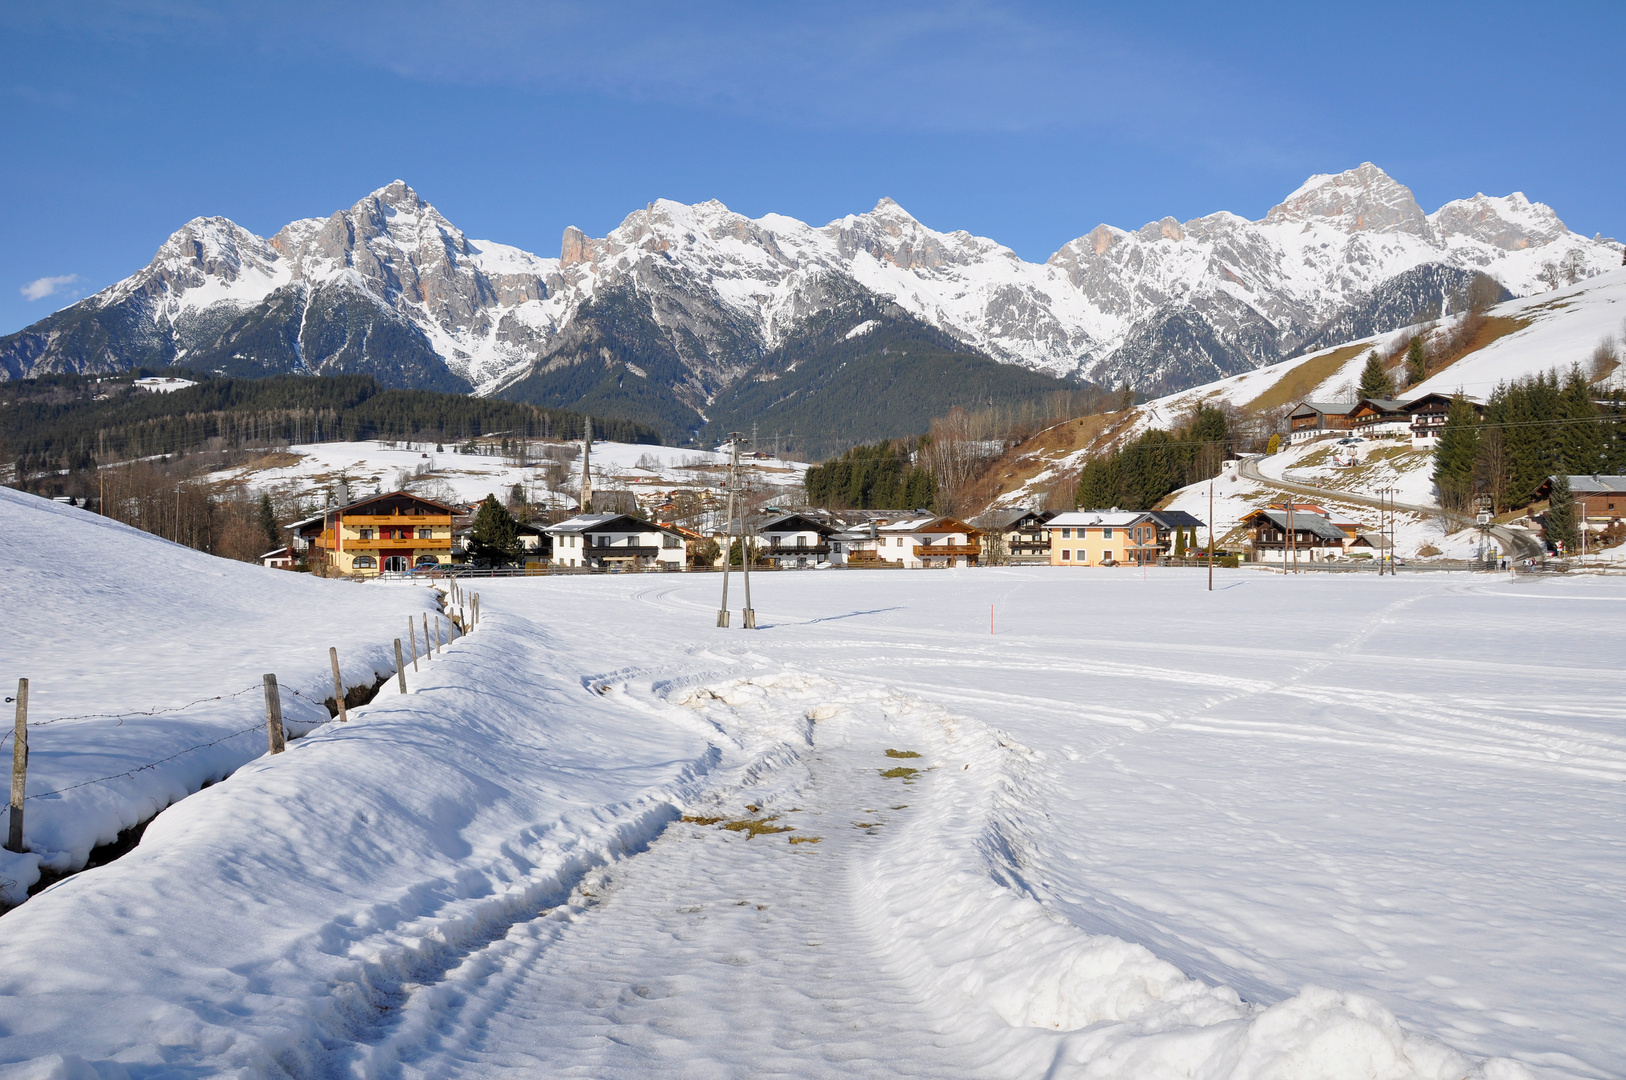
[545,513,687,570]
[288,491,456,577]
[1044,511,1161,566]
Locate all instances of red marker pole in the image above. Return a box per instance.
[989,604,994,635]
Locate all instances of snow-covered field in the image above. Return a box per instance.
[1,524,1621,1077]
[205,440,810,516]
[0,488,444,905]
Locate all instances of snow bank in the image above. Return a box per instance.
[0,487,441,903]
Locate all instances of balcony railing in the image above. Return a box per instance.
[769,543,830,556]
[913,544,980,557]
[325,536,452,551]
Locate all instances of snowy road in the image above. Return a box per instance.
[2,567,1621,1079]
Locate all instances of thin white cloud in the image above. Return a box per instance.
[20,274,80,301]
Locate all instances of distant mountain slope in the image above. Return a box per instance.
[3,167,1619,437]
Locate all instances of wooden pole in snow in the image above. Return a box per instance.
[329,647,348,722]
[408,618,419,672]
[7,679,27,853]
[435,615,443,654]
[394,640,407,694]
[423,614,431,660]
[262,674,286,755]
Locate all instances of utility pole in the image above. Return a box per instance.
[1287,498,1296,574]
[579,416,593,514]
[717,435,737,627]
[1207,480,1214,592]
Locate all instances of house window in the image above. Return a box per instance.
[1061,528,1070,538]
[359,528,374,540]
[1103,551,1114,562]
[1061,550,1070,560]
[896,537,904,546]
[663,534,680,549]
[1103,527,1113,539]
[418,527,432,540]
[351,555,377,568]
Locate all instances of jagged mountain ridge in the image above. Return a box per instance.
[2,166,1619,425]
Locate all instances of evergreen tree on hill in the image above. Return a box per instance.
[1559,365,1602,475]
[1543,474,1579,554]
[469,494,521,566]
[1358,351,1394,400]
[1404,338,1428,386]
[1432,393,1480,512]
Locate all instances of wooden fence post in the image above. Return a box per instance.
[408,618,419,672]
[423,614,431,660]
[435,615,443,654]
[394,639,407,693]
[7,678,27,853]
[262,674,286,755]
[329,647,348,722]
[474,593,480,626]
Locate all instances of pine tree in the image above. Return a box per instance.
[1173,527,1186,558]
[469,494,521,566]
[257,493,279,550]
[1432,394,1480,511]
[1558,365,1602,475]
[1404,337,1428,386]
[1358,352,1393,400]
[1544,474,1579,554]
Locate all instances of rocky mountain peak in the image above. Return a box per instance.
[1264,162,1428,235]
[1430,191,1570,251]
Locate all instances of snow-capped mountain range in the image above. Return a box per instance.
[3,164,1619,411]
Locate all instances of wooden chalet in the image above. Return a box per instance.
[1240,505,1348,563]
[875,515,984,568]
[1349,397,1408,431]
[289,490,456,577]
[1533,474,1626,523]
[1402,393,1482,446]
[1287,401,1359,434]
[975,508,1056,565]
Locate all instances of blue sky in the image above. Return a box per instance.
[3,1,1622,335]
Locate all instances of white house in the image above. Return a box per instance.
[544,513,687,570]
[874,516,983,568]
[757,512,838,568]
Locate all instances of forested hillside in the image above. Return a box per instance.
[2,371,659,478]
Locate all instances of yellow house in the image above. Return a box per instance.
[292,490,456,576]
[1044,510,1160,566]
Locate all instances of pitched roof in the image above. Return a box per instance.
[1555,474,1626,495]
[1146,509,1204,529]
[544,513,678,536]
[758,512,837,536]
[1047,510,1153,528]
[1242,509,1349,541]
[1291,400,1361,416]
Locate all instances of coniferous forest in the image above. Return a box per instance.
[2,371,660,479]
[1432,366,1626,512]
[1073,405,1231,510]
[802,439,940,510]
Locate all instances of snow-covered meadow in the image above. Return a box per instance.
[204,439,810,515]
[1,526,1621,1078]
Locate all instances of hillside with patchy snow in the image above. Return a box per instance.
[989,266,1626,516]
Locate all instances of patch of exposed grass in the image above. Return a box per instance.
[1424,315,1531,376]
[880,766,920,780]
[719,816,794,838]
[1246,342,1370,412]
[681,815,725,826]
[885,749,921,759]
[789,836,821,844]
[853,821,882,829]
[890,805,908,810]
